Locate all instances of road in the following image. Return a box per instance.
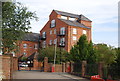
[13,71,90,81]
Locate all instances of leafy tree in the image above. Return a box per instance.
[87,41,97,64]
[2,2,38,54]
[37,46,68,63]
[95,44,116,65]
[77,34,88,61]
[69,34,89,62]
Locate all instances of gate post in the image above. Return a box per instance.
[70,62,74,73]
[98,62,104,78]
[62,63,65,72]
[82,60,87,77]
[44,57,48,72]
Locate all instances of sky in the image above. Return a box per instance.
[16,0,118,47]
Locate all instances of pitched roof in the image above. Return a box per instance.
[59,19,91,29]
[54,10,92,21]
[22,33,40,42]
[27,52,36,60]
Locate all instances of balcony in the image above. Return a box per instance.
[57,31,66,36]
[58,42,65,47]
[40,36,46,40]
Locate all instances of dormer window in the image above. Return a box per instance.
[69,17,76,21]
[61,16,67,20]
[83,30,87,34]
[51,19,55,28]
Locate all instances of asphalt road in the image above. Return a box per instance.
[13,71,90,81]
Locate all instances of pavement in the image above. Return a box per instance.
[13,71,90,81]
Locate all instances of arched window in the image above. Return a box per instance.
[51,19,55,28]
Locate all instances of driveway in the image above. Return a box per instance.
[13,71,90,81]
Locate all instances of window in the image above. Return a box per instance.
[34,44,38,49]
[54,29,56,34]
[51,19,55,27]
[60,27,65,35]
[50,30,52,35]
[73,36,77,40]
[61,16,67,20]
[60,38,65,46]
[69,17,76,21]
[73,28,77,34]
[42,41,46,48]
[54,39,57,44]
[60,38,65,43]
[42,32,46,38]
[49,40,52,45]
[83,30,87,34]
[23,52,26,55]
[23,44,27,48]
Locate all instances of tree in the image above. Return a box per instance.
[37,46,68,63]
[95,44,116,65]
[2,2,38,54]
[87,41,97,64]
[69,34,89,62]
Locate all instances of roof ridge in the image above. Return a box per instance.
[54,10,79,17]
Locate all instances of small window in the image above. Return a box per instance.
[23,44,27,48]
[54,29,56,34]
[34,44,38,49]
[49,40,52,45]
[60,38,65,43]
[54,39,57,44]
[51,19,55,28]
[83,30,87,34]
[23,52,26,55]
[73,28,77,34]
[42,32,46,38]
[50,30,52,35]
[73,36,77,40]
[61,16,67,20]
[42,41,46,48]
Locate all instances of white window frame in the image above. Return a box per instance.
[23,52,26,55]
[51,19,55,28]
[54,29,56,34]
[42,41,46,48]
[73,28,77,34]
[60,38,65,46]
[23,44,27,48]
[50,30,52,35]
[54,39,57,44]
[61,16,67,20]
[73,36,77,41]
[49,40,52,45]
[83,30,87,35]
[60,27,65,35]
[42,32,46,38]
[34,44,38,49]
[69,17,76,21]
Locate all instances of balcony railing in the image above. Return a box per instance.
[58,42,65,47]
[40,36,46,40]
[57,31,66,36]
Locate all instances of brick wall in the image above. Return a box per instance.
[2,54,13,79]
[17,41,39,58]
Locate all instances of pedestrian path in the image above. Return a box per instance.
[13,71,90,81]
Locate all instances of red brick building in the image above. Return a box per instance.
[40,10,92,52]
[17,33,40,58]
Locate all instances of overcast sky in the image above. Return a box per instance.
[16,0,118,47]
